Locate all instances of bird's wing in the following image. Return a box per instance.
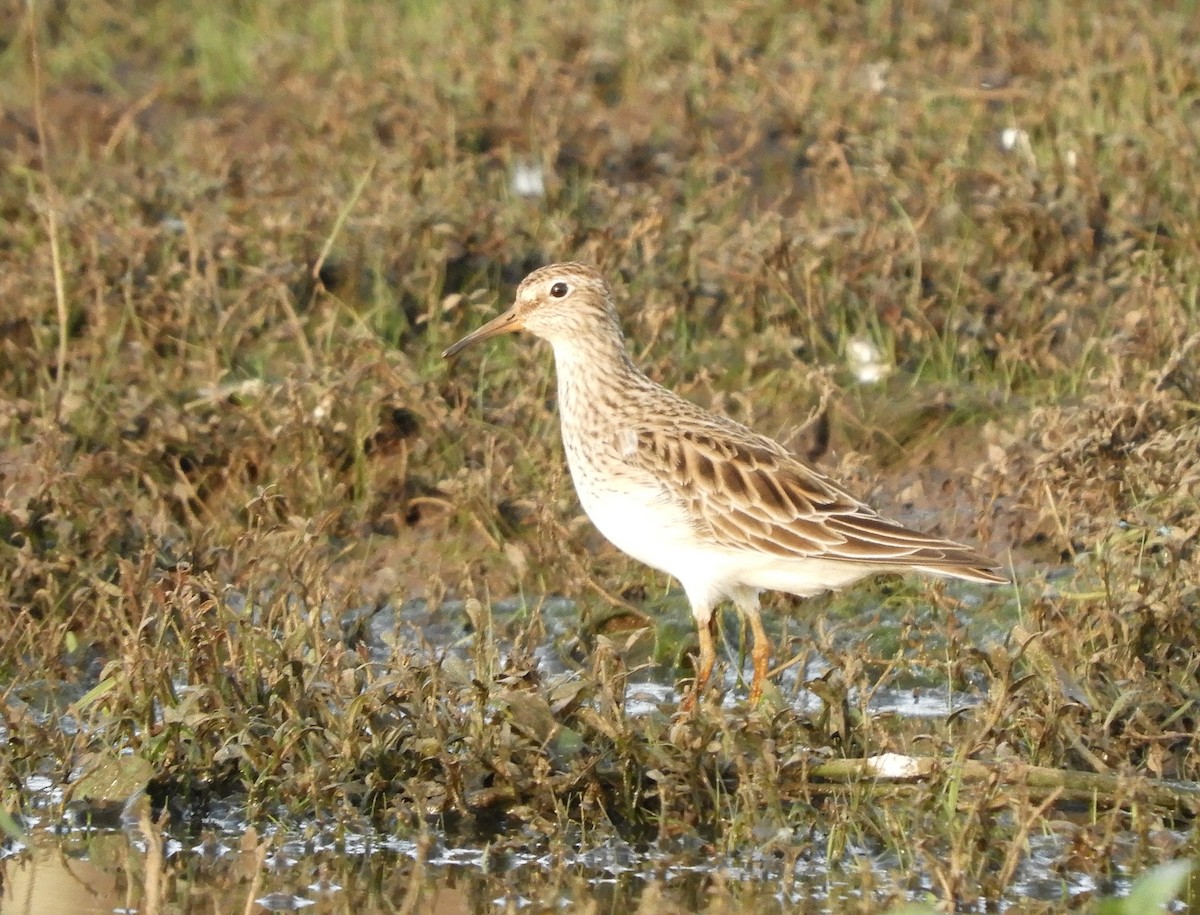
[633,419,1004,580]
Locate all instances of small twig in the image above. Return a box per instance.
[101,85,163,158]
[240,832,270,915]
[27,1,70,421]
[788,753,1200,812]
[311,159,377,283]
[396,832,430,915]
[996,787,1063,890]
[1153,330,1200,392]
[276,285,315,369]
[137,806,168,915]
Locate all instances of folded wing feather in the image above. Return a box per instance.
[636,421,1004,581]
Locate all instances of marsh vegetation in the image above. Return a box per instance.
[1,1,1198,911]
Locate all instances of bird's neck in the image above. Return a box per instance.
[549,330,643,424]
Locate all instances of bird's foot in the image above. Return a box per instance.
[677,679,706,716]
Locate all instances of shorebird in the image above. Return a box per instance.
[443,263,1005,706]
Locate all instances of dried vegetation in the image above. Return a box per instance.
[1,0,1199,910]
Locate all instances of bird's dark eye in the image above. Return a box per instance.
[549,282,569,298]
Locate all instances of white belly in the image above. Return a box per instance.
[574,476,701,578]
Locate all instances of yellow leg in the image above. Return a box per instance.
[737,591,771,703]
[681,612,717,712]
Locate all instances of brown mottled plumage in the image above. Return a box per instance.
[444,262,1005,706]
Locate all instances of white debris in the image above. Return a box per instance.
[846,336,891,384]
[511,161,545,198]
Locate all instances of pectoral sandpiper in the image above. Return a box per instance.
[444,263,1005,706]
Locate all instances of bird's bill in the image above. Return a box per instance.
[441,307,523,358]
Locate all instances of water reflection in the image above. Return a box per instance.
[0,809,1114,915]
[1,833,476,915]
[4,841,129,915]
[2,825,849,915]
